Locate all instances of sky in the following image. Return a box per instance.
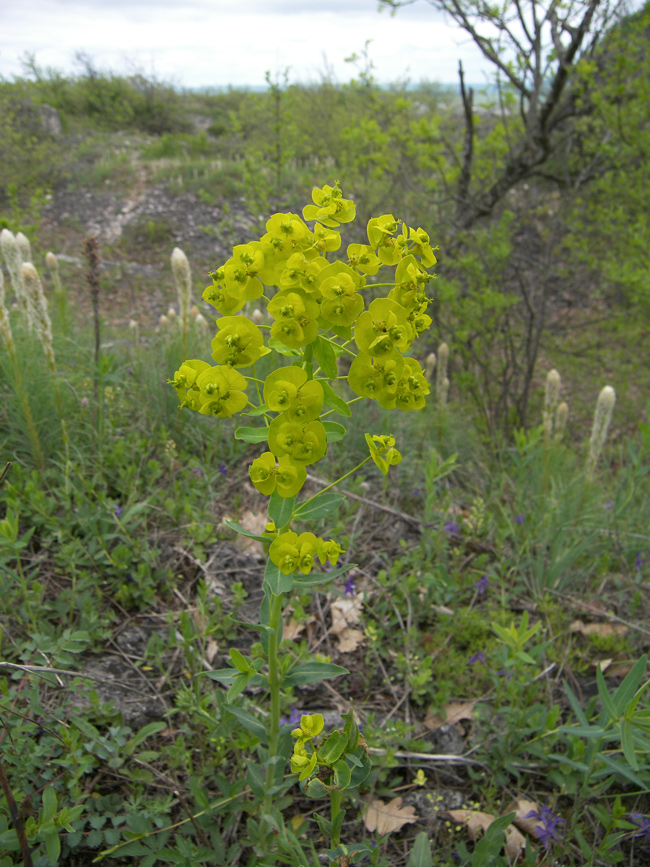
[0,0,491,90]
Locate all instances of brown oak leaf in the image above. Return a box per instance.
[363,797,418,835]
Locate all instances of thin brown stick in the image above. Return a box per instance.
[306,473,427,528]
[0,757,33,867]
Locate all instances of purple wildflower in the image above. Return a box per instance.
[524,805,564,849]
[280,707,302,727]
[218,463,228,477]
[343,575,357,596]
[514,514,525,524]
[192,466,204,479]
[497,667,512,682]
[443,520,459,536]
[635,553,645,573]
[469,650,486,666]
[113,505,124,519]
[474,574,490,595]
[604,501,614,511]
[630,813,650,847]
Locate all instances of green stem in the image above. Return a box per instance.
[294,456,371,515]
[319,334,356,358]
[320,397,363,420]
[264,592,285,811]
[330,788,343,847]
[251,363,264,405]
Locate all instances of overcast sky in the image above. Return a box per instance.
[0,0,491,90]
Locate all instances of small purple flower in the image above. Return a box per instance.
[113,505,124,519]
[524,805,564,850]
[635,552,645,573]
[443,520,459,536]
[514,514,525,524]
[630,813,650,847]
[604,501,614,511]
[474,574,490,595]
[192,466,204,479]
[413,487,422,498]
[218,463,228,477]
[469,650,486,666]
[343,575,357,596]
[497,667,512,682]
[280,707,302,727]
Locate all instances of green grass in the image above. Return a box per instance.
[1,237,649,865]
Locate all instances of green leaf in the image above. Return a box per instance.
[620,720,638,770]
[407,832,433,867]
[120,502,150,525]
[614,654,647,714]
[293,563,355,588]
[234,426,269,444]
[264,559,294,595]
[293,492,345,522]
[268,491,296,527]
[320,379,351,417]
[282,662,349,688]
[313,337,338,379]
[42,787,57,824]
[323,421,346,443]
[70,715,101,740]
[224,520,268,543]
[598,752,647,788]
[222,704,267,742]
[268,337,301,356]
[43,829,61,864]
[227,673,251,701]
[246,760,266,799]
[199,667,237,685]
[304,777,329,799]
[325,843,372,862]
[314,813,333,839]
[129,721,167,749]
[563,680,589,726]
[597,665,620,723]
[320,731,349,764]
[347,745,372,787]
[230,648,251,673]
[245,404,270,416]
[333,759,352,789]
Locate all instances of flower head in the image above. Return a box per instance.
[474,575,490,595]
[630,813,650,847]
[524,805,564,850]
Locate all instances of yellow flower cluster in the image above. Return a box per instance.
[170,180,437,511]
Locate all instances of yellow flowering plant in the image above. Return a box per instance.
[170,180,436,864]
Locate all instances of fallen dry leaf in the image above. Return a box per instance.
[508,799,541,837]
[363,797,418,835]
[330,595,365,653]
[336,628,364,653]
[449,810,526,864]
[283,616,315,642]
[447,810,497,841]
[205,638,219,664]
[505,826,526,863]
[330,595,363,629]
[569,620,627,638]
[424,701,476,731]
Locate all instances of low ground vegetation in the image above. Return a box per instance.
[1,15,650,863]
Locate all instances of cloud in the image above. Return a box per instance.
[0,0,486,89]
